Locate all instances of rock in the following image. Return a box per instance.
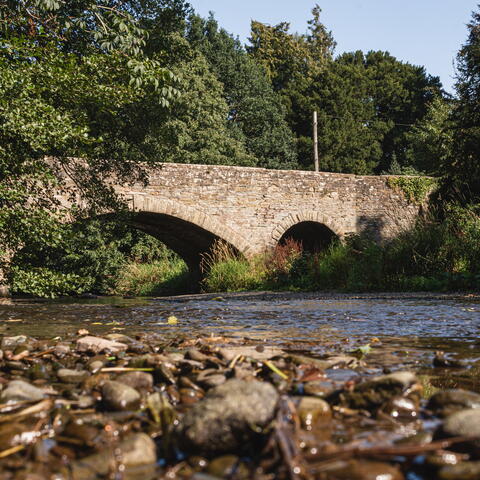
[294,396,331,429]
[54,344,71,358]
[303,381,333,397]
[440,409,480,458]
[438,461,480,480]
[218,346,284,362]
[175,379,279,455]
[71,433,157,479]
[206,455,250,479]
[0,380,45,403]
[102,381,141,411]
[428,389,480,417]
[76,336,127,354]
[198,374,227,389]
[1,335,29,350]
[117,371,153,391]
[105,333,134,344]
[57,369,90,384]
[333,371,420,411]
[186,349,210,362]
[325,459,404,480]
[434,351,468,369]
[87,359,104,373]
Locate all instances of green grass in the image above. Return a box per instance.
[114,259,191,296]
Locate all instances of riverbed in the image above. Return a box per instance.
[0,292,479,479]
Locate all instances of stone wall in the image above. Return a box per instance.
[113,163,420,258]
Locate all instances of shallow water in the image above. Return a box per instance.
[0,293,478,350]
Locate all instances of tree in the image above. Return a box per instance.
[445,7,480,201]
[187,14,297,169]
[0,0,177,280]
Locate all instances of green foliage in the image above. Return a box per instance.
[147,42,255,166]
[115,260,190,296]
[387,176,438,204]
[10,267,89,298]
[187,14,298,169]
[201,206,480,293]
[444,7,480,202]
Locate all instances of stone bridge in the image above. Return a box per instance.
[71,163,420,274]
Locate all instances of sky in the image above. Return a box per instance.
[188,1,478,94]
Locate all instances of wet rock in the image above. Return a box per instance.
[438,461,480,480]
[425,451,467,468]
[175,379,279,455]
[54,344,71,358]
[29,363,49,381]
[179,388,204,405]
[57,369,90,384]
[324,459,404,480]
[428,389,480,417]
[105,333,134,344]
[71,433,156,479]
[186,349,210,362]
[294,396,331,429]
[1,335,29,350]
[102,380,141,411]
[206,455,250,479]
[196,371,227,389]
[434,351,468,369]
[333,371,420,411]
[0,380,45,403]
[440,408,480,457]
[117,371,153,391]
[218,346,284,362]
[76,336,127,354]
[87,359,104,373]
[303,381,333,397]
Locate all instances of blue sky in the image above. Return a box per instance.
[188,1,478,94]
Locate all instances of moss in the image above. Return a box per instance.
[387,176,438,204]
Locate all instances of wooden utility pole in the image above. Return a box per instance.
[313,111,319,172]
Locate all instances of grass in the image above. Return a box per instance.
[114,259,191,296]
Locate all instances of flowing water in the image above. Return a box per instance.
[1,292,479,374]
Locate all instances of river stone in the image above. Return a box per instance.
[175,378,279,455]
[428,389,480,417]
[0,380,45,404]
[441,408,480,457]
[71,433,156,479]
[294,396,331,429]
[117,371,153,391]
[325,459,404,480]
[438,461,480,480]
[335,371,419,411]
[57,369,90,384]
[1,335,29,350]
[102,380,141,411]
[76,336,127,354]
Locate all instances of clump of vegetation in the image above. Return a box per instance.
[200,206,480,294]
[387,176,438,204]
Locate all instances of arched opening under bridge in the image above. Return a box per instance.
[278,221,337,253]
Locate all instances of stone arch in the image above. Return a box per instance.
[268,212,344,253]
[128,194,250,273]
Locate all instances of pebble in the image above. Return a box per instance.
[0,380,45,403]
[325,459,405,480]
[438,461,480,480]
[57,369,90,384]
[441,408,480,457]
[294,396,331,429]
[76,336,127,354]
[175,379,279,455]
[117,371,153,391]
[1,335,29,350]
[101,380,141,411]
[428,389,480,417]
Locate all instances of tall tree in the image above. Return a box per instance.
[445,7,480,201]
[187,14,297,169]
[0,0,177,273]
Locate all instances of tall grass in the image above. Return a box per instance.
[200,205,480,293]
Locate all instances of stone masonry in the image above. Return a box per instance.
[82,163,422,270]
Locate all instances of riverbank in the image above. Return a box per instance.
[1,325,480,479]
